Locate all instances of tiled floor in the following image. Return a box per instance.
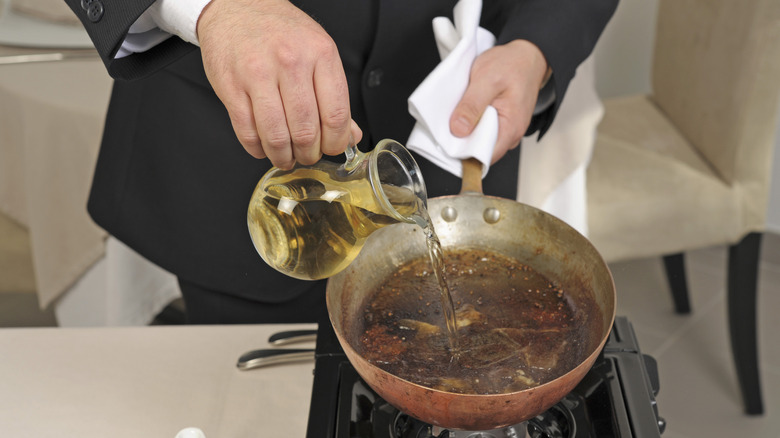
[609,234,780,437]
[1,210,778,436]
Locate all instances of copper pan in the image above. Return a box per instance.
[326,158,616,431]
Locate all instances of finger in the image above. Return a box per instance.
[223,91,266,159]
[490,99,529,164]
[491,117,519,164]
[450,79,497,138]
[313,50,352,156]
[349,120,363,145]
[250,86,295,169]
[279,66,321,165]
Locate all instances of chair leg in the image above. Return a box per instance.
[663,253,691,313]
[727,232,763,415]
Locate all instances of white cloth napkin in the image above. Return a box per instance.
[406,0,497,178]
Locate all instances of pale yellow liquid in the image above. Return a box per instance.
[247,167,459,350]
[247,168,420,280]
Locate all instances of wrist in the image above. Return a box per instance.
[506,39,550,90]
[195,0,219,42]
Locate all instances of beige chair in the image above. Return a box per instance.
[587,0,780,415]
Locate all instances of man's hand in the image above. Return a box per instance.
[197,0,362,169]
[450,39,549,164]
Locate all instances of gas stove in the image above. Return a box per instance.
[306,317,665,438]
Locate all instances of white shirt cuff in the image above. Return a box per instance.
[116,0,212,59]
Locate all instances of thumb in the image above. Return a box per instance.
[450,66,495,138]
[450,97,486,138]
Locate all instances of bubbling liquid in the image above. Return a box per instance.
[356,249,601,395]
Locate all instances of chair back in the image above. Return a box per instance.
[651,0,780,224]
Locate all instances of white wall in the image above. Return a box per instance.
[592,0,780,233]
[764,108,780,233]
[593,0,658,99]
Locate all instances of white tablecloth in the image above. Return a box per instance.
[0,54,179,326]
[0,323,317,437]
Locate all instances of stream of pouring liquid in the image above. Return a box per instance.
[411,209,460,353]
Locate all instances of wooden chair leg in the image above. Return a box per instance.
[727,232,764,415]
[663,253,691,313]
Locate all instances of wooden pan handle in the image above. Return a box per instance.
[460,158,484,195]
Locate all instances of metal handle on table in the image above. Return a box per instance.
[236,348,315,371]
[268,329,318,346]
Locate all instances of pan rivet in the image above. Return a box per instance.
[483,207,500,224]
[441,206,458,222]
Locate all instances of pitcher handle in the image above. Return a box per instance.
[343,138,361,171]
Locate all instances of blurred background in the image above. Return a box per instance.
[0,0,778,436]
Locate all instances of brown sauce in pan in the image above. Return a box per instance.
[356,248,600,395]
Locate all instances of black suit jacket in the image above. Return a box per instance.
[65,0,617,302]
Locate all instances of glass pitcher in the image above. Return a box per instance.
[247,139,428,280]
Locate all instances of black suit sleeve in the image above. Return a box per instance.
[489,0,618,137]
[63,0,196,79]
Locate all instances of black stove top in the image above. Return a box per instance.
[306,317,665,438]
